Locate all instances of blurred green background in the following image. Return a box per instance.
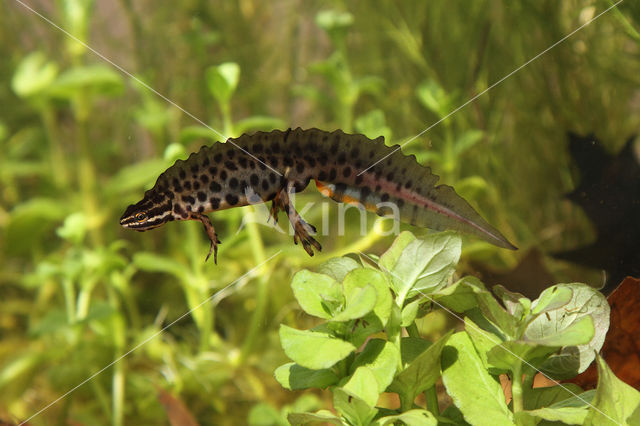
[1,1,639,424]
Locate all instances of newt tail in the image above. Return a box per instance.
[120,128,516,263]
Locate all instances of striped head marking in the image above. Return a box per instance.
[120,190,174,231]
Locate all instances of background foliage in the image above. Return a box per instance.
[1,1,639,424]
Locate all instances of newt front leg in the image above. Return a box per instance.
[271,182,322,256]
[192,212,221,264]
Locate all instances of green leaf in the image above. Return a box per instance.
[523,387,593,425]
[248,403,286,426]
[133,252,190,283]
[375,409,437,426]
[342,268,392,325]
[350,311,386,348]
[486,341,559,372]
[331,285,376,322]
[234,116,287,135]
[441,332,515,426]
[206,62,240,105]
[179,125,223,144]
[105,158,171,195]
[279,325,355,369]
[464,316,504,372]
[354,109,392,142]
[530,285,573,316]
[432,276,486,313]
[526,315,594,347]
[288,411,343,426]
[399,337,431,365]
[523,383,586,410]
[11,52,58,98]
[401,299,420,327]
[473,286,518,338]
[48,65,124,98]
[342,366,379,407]
[291,270,343,319]
[274,362,338,390]
[492,285,530,319]
[527,283,609,378]
[416,80,454,120]
[317,257,360,282]
[453,130,484,157]
[584,355,640,426]
[333,387,378,426]
[388,330,452,402]
[350,339,400,394]
[379,231,461,304]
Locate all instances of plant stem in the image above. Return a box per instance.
[240,208,268,363]
[424,386,440,417]
[406,322,420,338]
[511,362,528,425]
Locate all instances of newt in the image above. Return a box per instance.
[120,128,516,263]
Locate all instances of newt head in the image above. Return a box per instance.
[120,190,173,232]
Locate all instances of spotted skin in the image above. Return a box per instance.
[120,128,516,263]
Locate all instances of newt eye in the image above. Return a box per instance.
[135,212,148,222]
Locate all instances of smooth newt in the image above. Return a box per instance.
[120,128,516,263]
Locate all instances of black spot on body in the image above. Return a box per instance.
[229,178,239,189]
[209,181,222,192]
[197,206,204,213]
[200,174,209,184]
[253,144,263,153]
[337,153,346,164]
[284,156,293,167]
[360,187,371,201]
[318,171,327,181]
[329,168,337,181]
[227,150,235,159]
[202,157,210,167]
[214,153,223,163]
[405,180,412,189]
[387,173,394,181]
[190,164,199,174]
[208,166,218,175]
[343,167,351,178]
[179,169,186,179]
[220,170,227,180]
[262,179,270,190]
[381,193,390,202]
[182,195,195,204]
[238,156,248,168]
[197,192,206,202]
[250,174,259,186]
[193,181,200,190]
[184,181,192,190]
[210,197,220,210]
[397,199,405,208]
[269,173,277,184]
[355,175,363,185]
[296,163,305,173]
[225,193,239,205]
[350,147,359,158]
[225,161,238,171]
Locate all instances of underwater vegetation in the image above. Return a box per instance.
[1,1,639,425]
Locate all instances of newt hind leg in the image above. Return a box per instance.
[270,182,321,256]
[191,212,221,264]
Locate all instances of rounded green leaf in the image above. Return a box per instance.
[279,325,355,369]
[379,231,461,304]
[291,270,342,319]
[274,362,338,390]
[11,52,58,98]
[206,62,240,104]
[350,339,400,393]
[343,268,392,325]
[343,366,379,407]
[526,283,609,377]
[48,65,124,98]
[331,285,376,322]
[441,332,515,426]
[317,256,360,282]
